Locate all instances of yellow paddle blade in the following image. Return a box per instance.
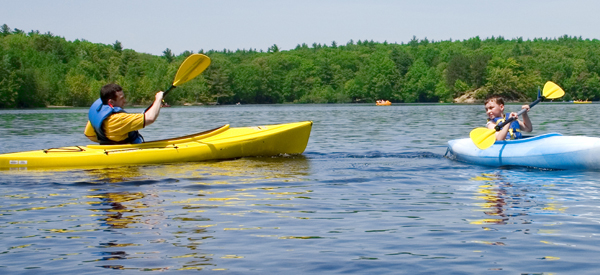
[470,127,497,150]
[172,54,211,87]
[542,81,565,99]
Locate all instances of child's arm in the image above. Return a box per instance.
[518,105,532,132]
[487,120,510,141]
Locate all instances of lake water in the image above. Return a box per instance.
[1,103,600,274]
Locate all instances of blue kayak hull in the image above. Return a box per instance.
[447,133,600,170]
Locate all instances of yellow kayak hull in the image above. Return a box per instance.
[0,121,312,169]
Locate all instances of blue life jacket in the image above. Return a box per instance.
[88,98,144,144]
[489,113,522,140]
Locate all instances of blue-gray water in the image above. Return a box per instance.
[1,103,600,274]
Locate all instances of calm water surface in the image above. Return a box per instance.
[1,103,600,274]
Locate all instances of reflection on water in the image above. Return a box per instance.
[86,190,171,270]
[88,191,149,229]
[471,173,510,225]
[80,156,310,271]
[470,172,568,227]
[0,154,311,272]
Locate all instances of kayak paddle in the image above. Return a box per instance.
[145,53,211,112]
[469,81,565,150]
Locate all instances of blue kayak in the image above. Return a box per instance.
[447,133,600,170]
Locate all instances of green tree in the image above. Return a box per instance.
[396,58,438,102]
[231,62,260,103]
[113,40,123,53]
[362,52,398,101]
[446,53,470,89]
[470,53,491,88]
[1,24,10,36]
[177,75,210,103]
[163,48,174,63]
[390,47,412,77]
[283,59,317,102]
[0,56,20,108]
[512,44,522,57]
[65,68,93,106]
[464,36,481,50]
[268,44,280,53]
[203,55,233,103]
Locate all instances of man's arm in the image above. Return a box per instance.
[144,91,164,126]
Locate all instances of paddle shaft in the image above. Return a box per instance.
[163,85,176,97]
[144,85,176,113]
[494,96,544,131]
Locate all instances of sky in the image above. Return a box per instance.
[2,0,600,56]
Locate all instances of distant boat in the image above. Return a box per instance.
[376,100,391,106]
[573,100,592,104]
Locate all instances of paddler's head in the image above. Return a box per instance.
[484,96,505,120]
[101,83,126,108]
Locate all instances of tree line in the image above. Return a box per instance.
[2,23,600,108]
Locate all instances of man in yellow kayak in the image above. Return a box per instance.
[484,95,532,141]
[84,83,164,144]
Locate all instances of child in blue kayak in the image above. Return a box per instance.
[484,96,532,140]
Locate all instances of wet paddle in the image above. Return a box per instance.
[144,53,211,112]
[469,81,565,150]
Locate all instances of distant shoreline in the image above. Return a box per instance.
[47,105,73,108]
[0,100,582,110]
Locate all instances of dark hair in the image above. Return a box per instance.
[100,83,123,104]
[484,95,504,106]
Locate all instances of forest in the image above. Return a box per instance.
[2,23,600,108]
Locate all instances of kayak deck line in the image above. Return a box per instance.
[86,124,231,150]
[0,121,313,169]
[43,146,87,153]
[41,145,184,155]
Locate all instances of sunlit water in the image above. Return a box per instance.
[1,103,600,274]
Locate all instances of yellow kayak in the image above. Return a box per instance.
[0,121,312,169]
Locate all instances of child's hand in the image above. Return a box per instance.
[521,105,530,112]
